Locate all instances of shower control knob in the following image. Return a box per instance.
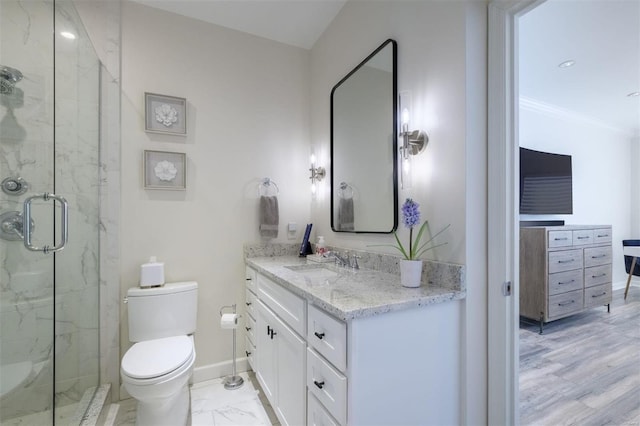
[2,177,29,195]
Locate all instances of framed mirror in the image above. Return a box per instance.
[331,39,397,233]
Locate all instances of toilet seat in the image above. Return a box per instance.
[122,335,194,381]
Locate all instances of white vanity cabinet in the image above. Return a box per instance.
[255,273,307,426]
[246,264,462,426]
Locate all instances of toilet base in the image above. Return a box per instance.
[135,384,190,426]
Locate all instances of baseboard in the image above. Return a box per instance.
[613,279,640,291]
[192,358,249,384]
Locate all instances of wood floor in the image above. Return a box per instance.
[519,287,640,426]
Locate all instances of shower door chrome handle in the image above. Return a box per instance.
[23,193,68,254]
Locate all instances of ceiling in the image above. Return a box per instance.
[130,0,347,50]
[132,0,639,137]
[519,0,640,137]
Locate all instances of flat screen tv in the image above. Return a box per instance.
[520,147,572,215]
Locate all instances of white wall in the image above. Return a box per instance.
[309,1,488,423]
[120,1,311,378]
[519,99,635,284]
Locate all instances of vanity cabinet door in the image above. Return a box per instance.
[256,301,277,404]
[256,300,306,426]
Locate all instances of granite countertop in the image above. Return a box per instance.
[245,255,466,321]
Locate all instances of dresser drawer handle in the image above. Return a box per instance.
[592,292,607,298]
[591,254,606,259]
[314,331,326,340]
[313,380,325,389]
[557,259,575,264]
[591,273,606,278]
[558,279,575,285]
[246,278,252,281]
[554,237,569,241]
[577,236,590,240]
[597,234,609,238]
[558,300,575,307]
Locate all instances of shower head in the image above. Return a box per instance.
[1,65,23,95]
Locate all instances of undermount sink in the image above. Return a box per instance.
[284,264,339,282]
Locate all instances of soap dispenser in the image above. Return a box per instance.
[316,236,326,255]
[139,256,165,288]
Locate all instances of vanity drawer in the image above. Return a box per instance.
[308,305,347,372]
[584,246,612,268]
[246,267,257,294]
[258,274,306,336]
[548,249,583,273]
[593,228,612,244]
[548,289,583,319]
[308,392,340,426]
[307,348,347,425]
[548,269,583,295]
[245,312,256,345]
[245,288,257,319]
[584,284,611,308]
[245,335,256,370]
[548,230,573,248]
[584,265,611,288]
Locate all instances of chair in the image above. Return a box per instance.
[622,239,640,300]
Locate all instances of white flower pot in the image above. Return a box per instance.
[400,259,423,288]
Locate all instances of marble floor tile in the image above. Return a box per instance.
[111,372,273,426]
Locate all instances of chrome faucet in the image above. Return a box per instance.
[349,254,361,270]
[328,251,349,267]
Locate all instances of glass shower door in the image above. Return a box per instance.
[0,0,101,424]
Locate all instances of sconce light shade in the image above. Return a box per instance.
[309,154,325,193]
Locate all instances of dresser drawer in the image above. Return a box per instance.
[548,230,572,248]
[548,269,583,295]
[548,289,583,319]
[584,246,612,268]
[593,228,612,245]
[307,348,347,425]
[308,392,340,426]
[308,304,347,372]
[572,229,594,246]
[246,267,257,294]
[245,335,256,370]
[245,288,257,319]
[584,284,611,308]
[584,265,611,288]
[548,249,583,273]
[258,274,306,336]
[245,312,256,345]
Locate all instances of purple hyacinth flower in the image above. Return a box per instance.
[401,198,420,229]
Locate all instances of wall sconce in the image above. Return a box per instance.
[399,93,428,189]
[309,154,325,194]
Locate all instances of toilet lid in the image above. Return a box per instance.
[122,335,193,379]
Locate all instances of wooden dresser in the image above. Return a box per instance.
[520,225,612,333]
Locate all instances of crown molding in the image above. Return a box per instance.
[519,96,635,137]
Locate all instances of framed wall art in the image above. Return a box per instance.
[144,92,187,135]
[143,150,186,190]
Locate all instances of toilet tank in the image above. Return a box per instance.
[127,281,198,342]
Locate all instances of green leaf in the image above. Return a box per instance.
[393,232,409,259]
[410,221,430,259]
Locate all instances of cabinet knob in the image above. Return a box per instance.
[313,380,325,389]
[246,302,252,306]
[246,351,252,357]
[314,331,325,340]
[246,326,251,331]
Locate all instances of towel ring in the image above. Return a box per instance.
[259,177,279,196]
[339,182,354,199]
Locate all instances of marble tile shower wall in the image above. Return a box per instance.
[0,0,102,418]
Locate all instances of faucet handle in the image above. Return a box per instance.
[350,254,361,270]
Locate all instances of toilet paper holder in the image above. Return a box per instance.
[219,304,244,390]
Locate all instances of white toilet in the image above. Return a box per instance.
[121,281,198,426]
